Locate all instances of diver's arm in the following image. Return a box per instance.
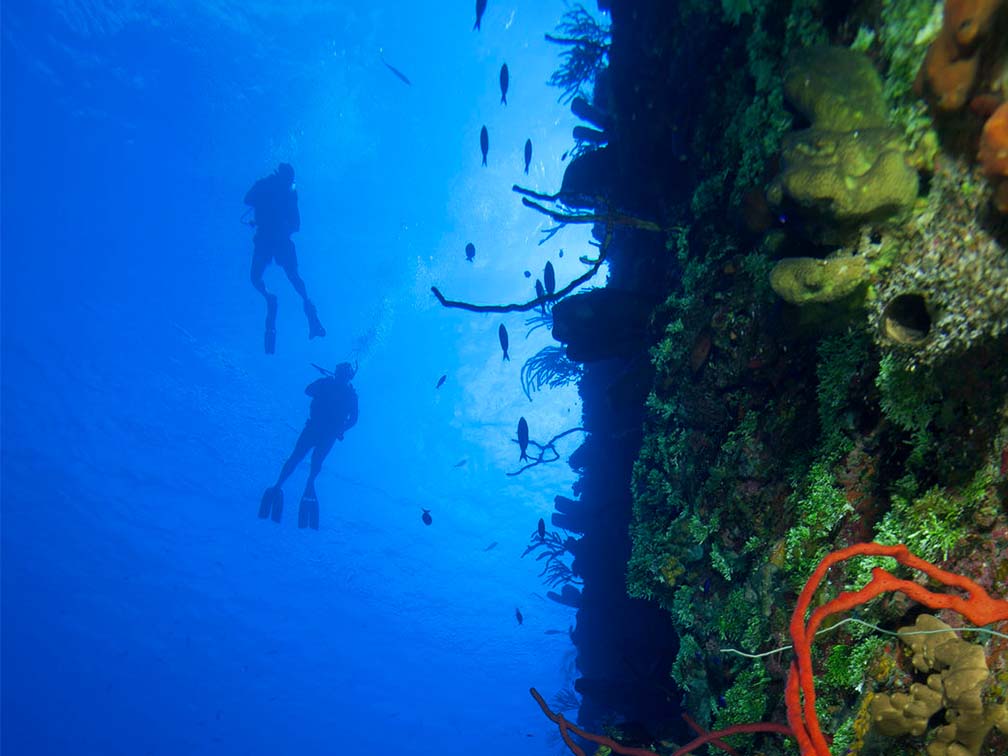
[336,391,358,440]
[304,378,328,397]
[244,180,262,206]
[344,392,359,431]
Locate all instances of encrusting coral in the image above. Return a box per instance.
[870,613,1008,755]
[768,46,918,232]
[768,254,867,305]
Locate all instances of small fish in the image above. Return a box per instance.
[474,0,488,30]
[544,261,555,294]
[517,416,529,461]
[558,249,564,258]
[537,517,546,540]
[453,458,468,468]
[480,126,489,166]
[560,150,569,161]
[499,63,509,105]
[499,323,509,361]
[524,138,532,174]
[465,242,476,262]
[484,541,498,551]
[379,51,412,86]
[535,279,546,313]
[421,508,432,525]
[436,374,447,389]
[523,270,531,278]
[515,607,524,625]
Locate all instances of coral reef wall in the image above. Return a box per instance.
[550,1,1008,754]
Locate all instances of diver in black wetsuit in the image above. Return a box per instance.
[258,362,359,529]
[244,162,326,353]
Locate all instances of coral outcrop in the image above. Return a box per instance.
[768,46,918,234]
[870,614,1008,755]
[768,254,867,305]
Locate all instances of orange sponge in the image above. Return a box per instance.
[979,103,1008,177]
[915,0,1006,111]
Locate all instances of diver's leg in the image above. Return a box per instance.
[251,245,279,353]
[250,245,272,299]
[280,244,325,339]
[275,425,314,487]
[301,436,335,530]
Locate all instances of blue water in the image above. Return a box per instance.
[1,3,596,753]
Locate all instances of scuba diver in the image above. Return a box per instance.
[244,162,326,354]
[259,362,359,529]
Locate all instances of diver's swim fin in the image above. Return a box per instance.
[304,300,326,340]
[264,295,278,354]
[298,494,319,530]
[258,486,283,523]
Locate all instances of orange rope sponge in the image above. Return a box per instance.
[533,542,1008,756]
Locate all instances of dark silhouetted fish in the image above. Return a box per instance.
[498,323,509,361]
[484,541,498,551]
[515,607,524,625]
[524,138,532,174]
[499,63,509,105]
[537,517,546,540]
[558,249,564,258]
[523,270,531,278]
[544,261,555,294]
[436,374,447,388]
[517,416,529,461]
[453,458,468,468]
[422,508,432,525]
[379,51,412,86]
[480,126,489,166]
[535,279,546,312]
[465,242,476,262]
[474,0,488,30]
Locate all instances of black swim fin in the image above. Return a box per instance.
[298,493,319,530]
[265,294,278,354]
[304,300,326,340]
[258,486,283,523]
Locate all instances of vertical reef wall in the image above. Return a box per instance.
[539,1,1008,754]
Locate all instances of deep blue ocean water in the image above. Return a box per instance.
[1,3,596,753]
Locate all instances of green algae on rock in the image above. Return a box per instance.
[769,254,868,305]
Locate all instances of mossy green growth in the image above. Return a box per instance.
[876,0,942,165]
[873,468,995,563]
[712,662,771,752]
[817,327,870,458]
[785,462,855,586]
[876,353,941,432]
[822,635,887,692]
